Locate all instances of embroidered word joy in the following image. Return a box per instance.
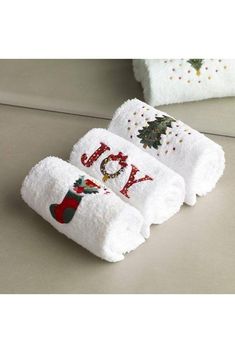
[81,142,153,198]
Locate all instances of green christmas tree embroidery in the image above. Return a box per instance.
[137,115,175,150]
[187,59,204,76]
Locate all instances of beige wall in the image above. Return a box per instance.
[0,59,234,136]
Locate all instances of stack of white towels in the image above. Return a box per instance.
[21,99,225,262]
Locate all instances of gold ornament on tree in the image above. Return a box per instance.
[187,59,204,76]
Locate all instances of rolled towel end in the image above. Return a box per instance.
[102,207,145,262]
[186,144,225,205]
[158,175,185,223]
[140,223,151,239]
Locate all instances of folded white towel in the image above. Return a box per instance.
[70,128,185,237]
[21,156,145,262]
[133,59,235,106]
[108,99,225,206]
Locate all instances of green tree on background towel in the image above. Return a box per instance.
[187,59,204,76]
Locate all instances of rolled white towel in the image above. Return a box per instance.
[108,98,225,206]
[21,156,145,262]
[133,59,235,106]
[70,128,185,237]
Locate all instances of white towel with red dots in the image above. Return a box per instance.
[133,59,235,106]
[108,98,225,206]
[21,156,145,262]
[69,128,185,237]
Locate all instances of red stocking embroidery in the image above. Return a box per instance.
[50,176,100,224]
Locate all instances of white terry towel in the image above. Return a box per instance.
[133,59,235,106]
[70,128,185,237]
[21,156,145,262]
[108,98,225,206]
